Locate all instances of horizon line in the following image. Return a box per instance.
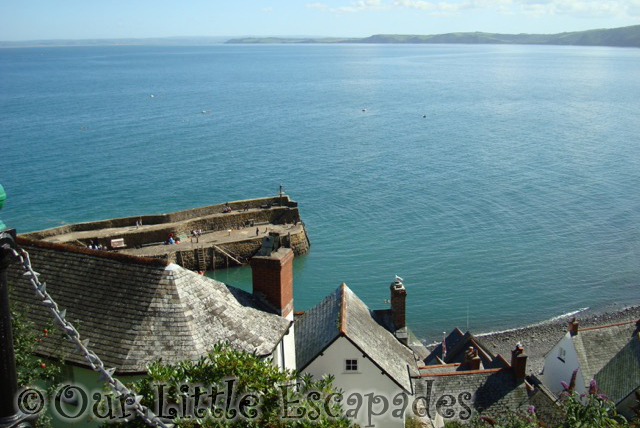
[2,24,639,45]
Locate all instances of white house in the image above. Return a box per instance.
[295,280,419,428]
[542,317,640,420]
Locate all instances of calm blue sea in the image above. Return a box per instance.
[2,44,640,340]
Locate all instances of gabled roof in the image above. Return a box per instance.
[573,321,637,383]
[8,239,291,373]
[571,320,640,403]
[425,328,500,368]
[295,283,418,392]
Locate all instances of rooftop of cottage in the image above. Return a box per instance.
[7,237,292,374]
[295,282,420,393]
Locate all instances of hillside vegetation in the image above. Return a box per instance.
[227,25,640,48]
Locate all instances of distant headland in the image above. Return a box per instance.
[227,25,640,48]
[1,25,639,49]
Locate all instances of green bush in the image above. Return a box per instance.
[12,303,66,428]
[100,342,355,428]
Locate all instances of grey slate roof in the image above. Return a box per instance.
[416,329,563,426]
[295,283,419,392]
[424,327,465,365]
[8,239,291,373]
[413,369,531,419]
[595,336,640,404]
[572,321,640,404]
[425,328,501,368]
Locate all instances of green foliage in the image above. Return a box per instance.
[11,303,67,428]
[443,408,543,428]
[559,384,630,428]
[101,343,355,428]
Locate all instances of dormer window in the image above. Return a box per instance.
[558,347,566,363]
[345,359,358,372]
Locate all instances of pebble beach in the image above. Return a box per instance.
[426,305,640,375]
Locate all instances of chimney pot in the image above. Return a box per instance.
[511,343,527,381]
[464,346,481,370]
[251,247,294,319]
[390,277,407,331]
[568,317,579,336]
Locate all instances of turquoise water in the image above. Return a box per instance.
[2,44,640,340]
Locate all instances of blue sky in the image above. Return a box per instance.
[1,0,639,41]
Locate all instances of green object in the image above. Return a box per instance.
[0,183,6,230]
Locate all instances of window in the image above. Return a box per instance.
[558,347,566,363]
[345,359,358,372]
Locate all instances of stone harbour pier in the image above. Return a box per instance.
[21,195,310,272]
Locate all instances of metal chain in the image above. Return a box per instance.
[10,246,174,428]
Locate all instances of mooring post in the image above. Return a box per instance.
[0,184,33,428]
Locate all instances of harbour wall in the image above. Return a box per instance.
[23,195,297,240]
[85,206,300,250]
[164,227,310,271]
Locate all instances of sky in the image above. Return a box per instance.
[1,0,639,41]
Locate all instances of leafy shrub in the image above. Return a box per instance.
[100,342,355,428]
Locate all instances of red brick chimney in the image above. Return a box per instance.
[511,343,527,381]
[251,247,294,319]
[568,317,579,336]
[390,276,406,330]
[464,346,481,371]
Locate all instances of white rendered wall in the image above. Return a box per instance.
[542,333,586,396]
[272,321,296,371]
[283,315,296,371]
[302,336,407,428]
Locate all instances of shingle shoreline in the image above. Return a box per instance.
[426,305,640,375]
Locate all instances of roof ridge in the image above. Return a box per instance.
[579,319,636,331]
[169,268,205,353]
[120,266,199,370]
[17,236,169,267]
[339,282,348,335]
[416,367,503,377]
[418,363,462,369]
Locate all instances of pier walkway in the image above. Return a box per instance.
[21,195,310,271]
[120,222,304,257]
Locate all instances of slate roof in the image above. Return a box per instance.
[295,283,419,392]
[425,328,502,369]
[595,336,640,404]
[413,366,563,426]
[8,238,291,373]
[572,321,640,404]
[373,309,431,361]
[573,321,636,381]
[413,369,531,419]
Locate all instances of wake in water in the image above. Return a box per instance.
[423,307,591,348]
[476,307,589,337]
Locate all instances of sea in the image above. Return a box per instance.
[1,43,640,341]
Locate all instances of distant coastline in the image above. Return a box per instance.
[1,25,639,49]
[227,25,640,48]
